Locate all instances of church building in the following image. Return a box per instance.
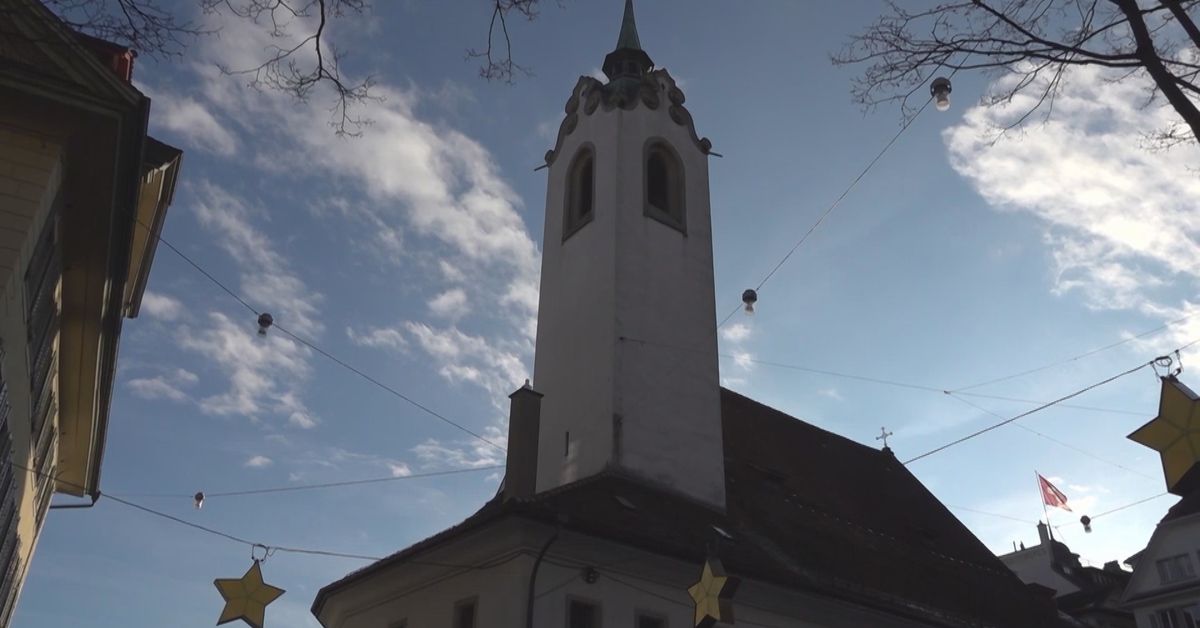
[312,3,1063,627]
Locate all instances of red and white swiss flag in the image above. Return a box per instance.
[1038,474,1072,512]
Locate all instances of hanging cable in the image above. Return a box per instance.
[113,465,504,500]
[717,73,955,329]
[30,462,513,567]
[133,218,506,454]
[946,395,1155,480]
[950,311,1200,393]
[903,358,1158,465]
[945,505,1038,525]
[621,336,1144,416]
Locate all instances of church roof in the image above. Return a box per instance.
[313,388,1061,627]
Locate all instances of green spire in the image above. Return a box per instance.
[602,0,653,80]
[615,0,642,51]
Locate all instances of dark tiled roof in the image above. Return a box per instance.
[314,389,1061,627]
[1161,488,1200,523]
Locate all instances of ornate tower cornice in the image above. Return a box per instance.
[545,69,715,167]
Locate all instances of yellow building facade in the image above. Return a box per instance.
[0,0,182,622]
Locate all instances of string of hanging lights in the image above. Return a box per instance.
[723,72,955,325]
[133,219,507,454]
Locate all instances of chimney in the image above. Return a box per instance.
[1037,521,1051,545]
[504,380,543,501]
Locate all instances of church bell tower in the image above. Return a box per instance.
[531,0,725,508]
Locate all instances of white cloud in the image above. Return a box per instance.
[731,351,755,371]
[404,321,528,399]
[720,323,752,343]
[192,183,323,337]
[346,326,408,351]
[945,63,1200,357]
[412,428,506,470]
[180,312,318,427]
[428,288,470,320]
[288,410,318,430]
[141,292,185,321]
[818,387,843,401]
[126,368,199,402]
[128,377,188,402]
[153,93,239,156]
[388,463,412,477]
[245,455,273,468]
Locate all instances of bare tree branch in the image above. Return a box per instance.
[41,0,210,57]
[200,0,376,136]
[835,0,1200,144]
[30,0,558,135]
[468,0,541,83]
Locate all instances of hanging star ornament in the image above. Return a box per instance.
[1129,376,1200,496]
[687,558,739,628]
[214,560,285,628]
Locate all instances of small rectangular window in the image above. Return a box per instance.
[1151,606,1200,628]
[636,613,665,628]
[1157,554,1196,584]
[567,599,598,628]
[454,599,476,628]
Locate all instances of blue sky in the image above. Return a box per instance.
[17,1,1200,626]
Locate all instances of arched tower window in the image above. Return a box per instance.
[564,146,595,240]
[644,141,685,232]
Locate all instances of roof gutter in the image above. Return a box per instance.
[84,83,150,499]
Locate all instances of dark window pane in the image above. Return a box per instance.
[637,615,664,628]
[455,601,475,628]
[568,600,596,628]
[579,156,593,217]
[647,151,668,212]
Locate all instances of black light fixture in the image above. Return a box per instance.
[741,289,758,315]
[1080,515,1092,533]
[194,491,205,510]
[930,77,952,112]
[582,566,599,584]
[257,312,274,336]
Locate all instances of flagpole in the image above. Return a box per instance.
[1036,470,1054,541]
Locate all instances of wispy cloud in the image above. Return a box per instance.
[244,455,273,468]
[127,368,199,402]
[817,387,843,401]
[142,83,238,156]
[192,183,324,337]
[141,292,185,321]
[346,326,408,351]
[412,429,507,470]
[179,312,318,428]
[721,323,752,342]
[404,322,528,400]
[945,63,1200,358]
[428,288,470,320]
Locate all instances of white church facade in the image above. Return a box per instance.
[311,3,1063,627]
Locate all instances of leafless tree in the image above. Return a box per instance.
[33,0,549,135]
[469,0,544,83]
[835,0,1200,146]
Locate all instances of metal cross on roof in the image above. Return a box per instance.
[876,427,894,449]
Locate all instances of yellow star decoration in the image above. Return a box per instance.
[1129,376,1200,496]
[214,561,285,628]
[687,558,739,628]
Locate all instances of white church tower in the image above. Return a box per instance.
[532,0,725,508]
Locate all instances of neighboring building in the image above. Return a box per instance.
[1120,376,1200,628]
[313,2,1063,627]
[1120,494,1200,628]
[1000,523,1134,628]
[0,0,182,623]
